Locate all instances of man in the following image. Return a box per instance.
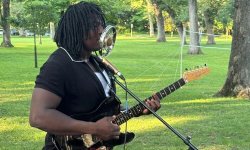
[29,1,161,150]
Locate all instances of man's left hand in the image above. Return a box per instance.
[142,98,161,115]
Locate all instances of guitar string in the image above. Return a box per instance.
[128,44,182,100]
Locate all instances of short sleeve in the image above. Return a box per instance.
[35,60,65,97]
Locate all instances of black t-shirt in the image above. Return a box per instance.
[35,48,114,116]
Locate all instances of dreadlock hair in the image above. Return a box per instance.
[54,1,106,60]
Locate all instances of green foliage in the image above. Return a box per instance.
[216,0,234,28]
[10,0,71,34]
[10,2,27,28]
[8,0,234,36]
[23,0,57,34]
[162,0,189,22]
[198,0,233,27]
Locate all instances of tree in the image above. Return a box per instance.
[10,1,26,36]
[146,0,155,37]
[199,0,225,45]
[161,0,188,44]
[152,0,166,42]
[216,0,250,98]
[216,0,234,35]
[188,0,202,54]
[0,0,13,47]
[21,0,57,68]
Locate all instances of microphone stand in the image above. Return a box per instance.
[113,76,199,150]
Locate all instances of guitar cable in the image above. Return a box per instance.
[123,79,128,150]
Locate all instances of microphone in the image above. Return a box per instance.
[106,37,113,47]
[98,25,116,57]
[99,57,125,81]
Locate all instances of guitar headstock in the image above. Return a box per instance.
[183,64,210,82]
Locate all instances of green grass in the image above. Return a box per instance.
[0,35,250,150]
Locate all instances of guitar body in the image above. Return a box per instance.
[53,97,134,150]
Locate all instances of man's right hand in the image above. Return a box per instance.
[94,116,120,141]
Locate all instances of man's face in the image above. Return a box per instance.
[83,25,104,52]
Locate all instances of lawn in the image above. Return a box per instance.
[0,35,249,150]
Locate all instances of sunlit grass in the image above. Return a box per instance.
[120,115,205,133]
[1,35,250,150]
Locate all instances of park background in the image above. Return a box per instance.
[1,0,250,150]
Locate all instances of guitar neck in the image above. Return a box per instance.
[112,78,186,125]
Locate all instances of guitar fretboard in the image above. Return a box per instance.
[112,78,186,125]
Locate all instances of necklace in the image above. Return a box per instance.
[60,47,89,63]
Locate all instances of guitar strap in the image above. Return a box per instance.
[51,134,61,150]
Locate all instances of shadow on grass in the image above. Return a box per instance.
[0,129,45,150]
[0,99,30,117]
[115,98,250,150]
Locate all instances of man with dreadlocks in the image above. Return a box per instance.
[29,1,161,150]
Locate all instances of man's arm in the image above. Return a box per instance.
[29,88,120,140]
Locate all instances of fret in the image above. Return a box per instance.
[168,86,172,93]
[123,115,128,123]
[121,113,127,122]
[180,78,186,85]
[169,84,175,92]
[173,82,179,90]
[117,118,122,125]
[136,105,143,114]
[124,112,130,120]
[131,107,138,116]
[172,83,177,90]
[177,80,182,87]
[120,114,125,122]
[120,115,124,123]
[128,112,133,118]
[127,110,133,118]
[164,87,171,95]
[158,92,163,99]
[161,89,167,97]
[160,90,166,99]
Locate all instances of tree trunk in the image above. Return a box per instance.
[162,4,187,45]
[216,0,250,98]
[39,35,42,45]
[50,22,55,39]
[152,0,166,42]
[146,0,154,37]
[148,13,155,37]
[1,0,13,47]
[176,21,187,45]
[204,10,216,45]
[188,0,202,54]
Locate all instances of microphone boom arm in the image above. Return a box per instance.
[113,76,199,150]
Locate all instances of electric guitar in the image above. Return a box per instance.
[54,65,210,150]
